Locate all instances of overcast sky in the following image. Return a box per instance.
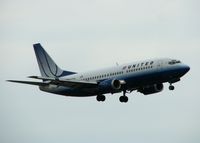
[0,0,200,143]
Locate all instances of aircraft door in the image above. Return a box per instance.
[157,60,163,69]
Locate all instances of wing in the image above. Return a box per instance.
[7,80,48,86]
[7,76,98,88]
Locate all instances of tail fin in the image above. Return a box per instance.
[33,43,76,77]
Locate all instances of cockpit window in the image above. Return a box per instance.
[168,60,181,65]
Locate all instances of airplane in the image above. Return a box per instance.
[7,43,190,103]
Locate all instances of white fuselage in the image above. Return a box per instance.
[62,58,180,82]
[40,58,189,97]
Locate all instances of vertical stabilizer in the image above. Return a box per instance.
[33,43,63,77]
[33,43,76,77]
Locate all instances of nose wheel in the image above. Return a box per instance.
[169,84,175,90]
[119,90,128,103]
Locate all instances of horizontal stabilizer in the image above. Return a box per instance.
[28,76,56,81]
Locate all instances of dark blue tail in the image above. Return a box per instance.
[33,43,76,77]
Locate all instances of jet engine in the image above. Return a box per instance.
[138,83,164,95]
[98,79,122,91]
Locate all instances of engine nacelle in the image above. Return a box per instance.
[138,83,164,95]
[99,79,122,91]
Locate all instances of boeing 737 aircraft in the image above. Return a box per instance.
[7,43,190,103]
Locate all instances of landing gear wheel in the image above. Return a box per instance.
[124,96,128,103]
[119,96,124,102]
[169,85,175,90]
[119,96,128,103]
[96,95,105,102]
[119,90,129,103]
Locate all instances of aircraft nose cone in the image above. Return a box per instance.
[183,65,190,73]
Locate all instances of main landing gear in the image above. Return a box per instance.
[96,95,105,102]
[96,90,129,103]
[119,90,128,103]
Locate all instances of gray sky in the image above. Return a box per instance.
[0,0,200,143]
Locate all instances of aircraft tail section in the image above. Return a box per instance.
[33,43,76,77]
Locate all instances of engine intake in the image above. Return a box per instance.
[111,79,121,90]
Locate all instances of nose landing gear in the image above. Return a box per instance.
[168,78,180,91]
[169,84,175,90]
